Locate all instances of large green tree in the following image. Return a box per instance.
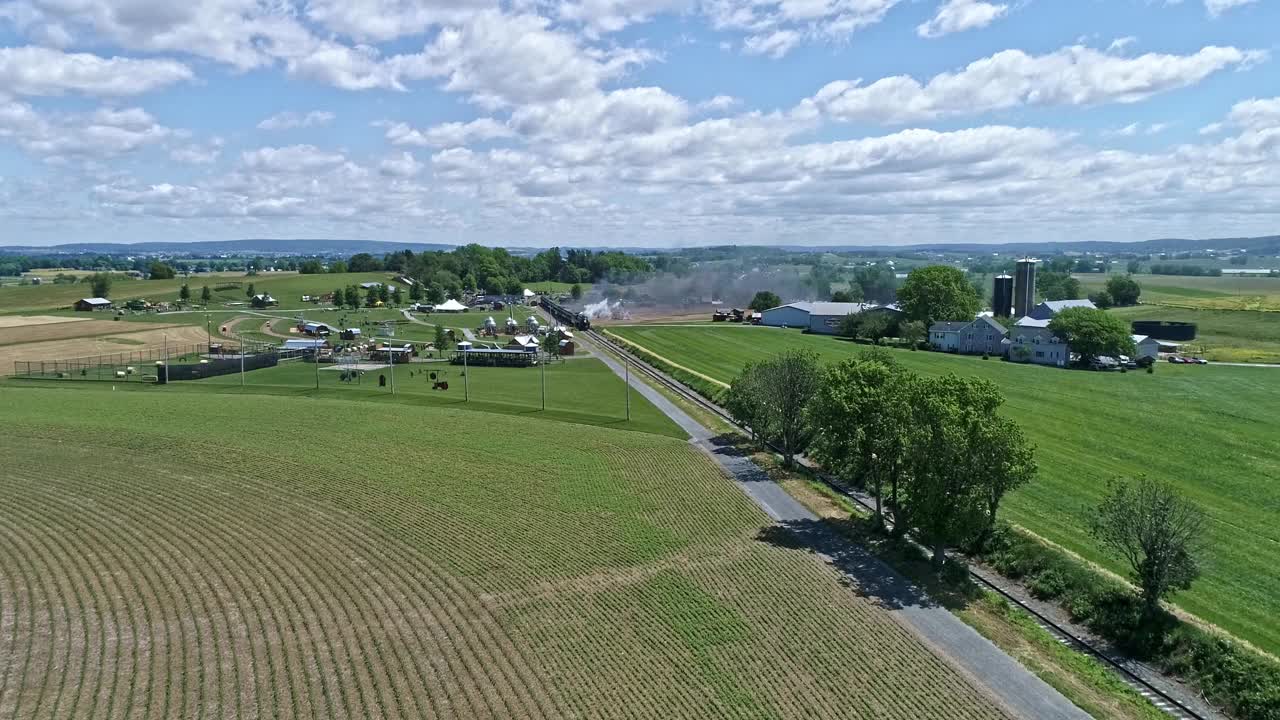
[1091,477,1205,616]
[178,283,191,302]
[1106,274,1142,306]
[727,350,821,466]
[1038,271,1082,302]
[748,290,781,312]
[809,352,914,529]
[149,261,176,280]
[88,272,112,298]
[1048,306,1135,362]
[902,374,1007,567]
[200,285,212,304]
[897,266,980,327]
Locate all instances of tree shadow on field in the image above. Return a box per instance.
[756,518,974,613]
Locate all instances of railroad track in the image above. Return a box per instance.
[587,328,1211,720]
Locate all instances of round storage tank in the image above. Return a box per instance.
[1131,320,1197,341]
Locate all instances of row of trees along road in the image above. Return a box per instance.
[726,347,1207,614]
[726,348,1035,566]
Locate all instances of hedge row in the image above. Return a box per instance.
[977,524,1280,720]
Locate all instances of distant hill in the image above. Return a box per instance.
[0,239,456,256]
[2,234,1278,256]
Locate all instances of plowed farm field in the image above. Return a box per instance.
[0,386,1010,719]
[0,324,207,375]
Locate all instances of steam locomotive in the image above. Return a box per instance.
[540,297,592,331]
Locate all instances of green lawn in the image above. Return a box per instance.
[1076,273,1280,311]
[1108,305,1280,363]
[608,323,1280,654]
[0,272,394,315]
[0,386,1010,719]
[14,352,683,440]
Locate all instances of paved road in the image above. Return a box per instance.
[585,335,1092,720]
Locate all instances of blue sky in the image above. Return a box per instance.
[0,0,1277,247]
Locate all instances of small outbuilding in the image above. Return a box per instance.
[75,297,113,312]
[507,335,540,352]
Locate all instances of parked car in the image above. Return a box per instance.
[1167,355,1185,364]
[1189,357,1209,365]
[1089,356,1120,371]
[1136,356,1155,368]
[1118,355,1138,369]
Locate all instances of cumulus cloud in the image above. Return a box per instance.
[1205,0,1258,17]
[707,0,903,58]
[809,44,1267,124]
[384,118,513,147]
[0,100,176,160]
[379,151,425,177]
[0,46,193,96]
[240,145,347,172]
[257,110,335,130]
[917,0,1008,39]
[422,11,655,108]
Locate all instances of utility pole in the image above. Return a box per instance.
[463,346,469,402]
[163,333,168,383]
[625,353,631,421]
[205,312,211,354]
[540,351,546,411]
[239,332,245,387]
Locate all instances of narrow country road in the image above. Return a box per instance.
[579,328,1093,720]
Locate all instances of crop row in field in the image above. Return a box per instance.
[607,323,1280,655]
[0,387,1011,719]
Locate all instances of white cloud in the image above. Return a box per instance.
[379,151,424,177]
[697,95,740,112]
[422,11,655,108]
[240,145,347,172]
[0,100,176,160]
[1205,0,1258,17]
[1221,97,1280,130]
[917,0,1008,39]
[810,44,1266,124]
[0,46,193,96]
[257,110,335,130]
[304,0,494,42]
[708,0,904,58]
[384,118,513,147]
[742,30,801,58]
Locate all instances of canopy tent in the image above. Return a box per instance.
[522,288,536,298]
[434,299,468,312]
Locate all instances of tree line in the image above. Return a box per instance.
[724,347,1206,620]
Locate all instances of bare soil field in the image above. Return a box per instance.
[0,315,91,329]
[0,325,209,374]
[0,319,180,347]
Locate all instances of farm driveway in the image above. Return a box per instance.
[583,332,1093,720]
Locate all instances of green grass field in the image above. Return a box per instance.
[0,385,1011,719]
[0,272,393,315]
[608,324,1280,654]
[1076,273,1280,311]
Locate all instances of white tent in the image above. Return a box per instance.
[522,288,536,298]
[435,299,468,312]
